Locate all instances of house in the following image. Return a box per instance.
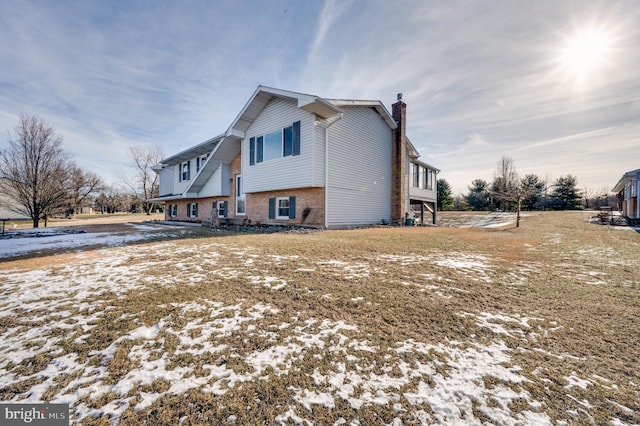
[612,168,640,222]
[149,86,438,228]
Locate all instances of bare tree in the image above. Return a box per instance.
[0,114,70,227]
[491,156,519,210]
[491,156,527,227]
[68,162,103,216]
[121,146,164,214]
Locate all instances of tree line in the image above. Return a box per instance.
[437,156,591,213]
[0,114,163,227]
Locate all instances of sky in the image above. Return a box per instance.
[0,0,638,196]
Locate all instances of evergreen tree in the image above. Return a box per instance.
[550,175,583,210]
[465,179,491,210]
[437,178,454,210]
[520,174,546,210]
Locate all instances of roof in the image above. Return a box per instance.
[612,168,640,193]
[157,86,404,167]
[154,85,433,184]
[159,134,225,165]
[228,86,344,137]
[327,99,397,129]
[411,157,440,173]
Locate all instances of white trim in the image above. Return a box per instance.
[276,197,290,219]
[189,202,198,218]
[235,174,246,216]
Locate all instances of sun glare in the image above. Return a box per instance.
[557,25,615,88]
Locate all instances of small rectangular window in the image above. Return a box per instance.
[276,197,290,219]
[196,156,207,172]
[182,161,190,181]
[283,126,293,157]
[218,201,227,218]
[190,202,198,218]
[413,164,420,187]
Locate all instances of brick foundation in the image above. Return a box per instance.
[246,187,325,226]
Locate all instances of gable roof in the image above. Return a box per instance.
[153,85,423,197]
[327,99,397,130]
[159,86,402,167]
[612,168,640,193]
[227,86,344,137]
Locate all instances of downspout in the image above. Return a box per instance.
[321,114,343,229]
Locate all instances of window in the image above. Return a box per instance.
[249,121,300,165]
[181,161,191,181]
[236,175,245,215]
[264,131,282,162]
[169,204,177,217]
[422,167,428,190]
[215,200,228,218]
[268,196,296,220]
[196,154,209,172]
[277,198,290,219]
[187,202,198,218]
[413,163,420,187]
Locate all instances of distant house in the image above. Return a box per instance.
[612,168,640,221]
[149,86,438,228]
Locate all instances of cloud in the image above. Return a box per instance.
[0,0,638,197]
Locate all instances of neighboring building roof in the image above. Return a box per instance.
[612,168,640,193]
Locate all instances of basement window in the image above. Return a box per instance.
[276,198,290,219]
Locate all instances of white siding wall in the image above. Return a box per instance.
[326,107,392,226]
[199,164,231,197]
[313,123,326,187]
[174,164,189,195]
[159,166,174,196]
[171,157,200,195]
[243,97,316,193]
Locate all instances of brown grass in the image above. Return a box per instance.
[0,211,638,424]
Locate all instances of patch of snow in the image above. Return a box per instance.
[0,223,186,258]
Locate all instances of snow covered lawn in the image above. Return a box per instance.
[0,212,638,424]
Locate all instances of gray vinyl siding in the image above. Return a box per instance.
[243,97,316,193]
[159,166,174,196]
[313,123,326,187]
[199,163,231,197]
[174,164,190,195]
[326,107,392,226]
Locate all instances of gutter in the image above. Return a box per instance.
[319,114,343,229]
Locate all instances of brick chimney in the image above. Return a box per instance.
[391,93,408,223]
